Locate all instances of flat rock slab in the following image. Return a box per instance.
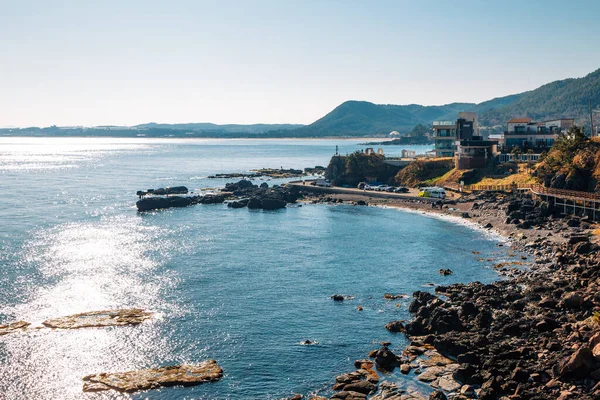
[42,308,152,329]
[82,360,223,393]
[0,321,30,336]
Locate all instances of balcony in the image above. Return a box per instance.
[433,121,455,127]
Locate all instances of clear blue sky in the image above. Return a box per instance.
[2,0,600,127]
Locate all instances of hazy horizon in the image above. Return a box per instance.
[3,0,600,128]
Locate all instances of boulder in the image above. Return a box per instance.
[330,391,367,400]
[510,367,530,383]
[228,199,249,208]
[568,235,589,245]
[429,391,447,400]
[261,198,287,210]
[573,241,592,254]
[385,321,405,333]
[341,380,377,395]
[559,346,594,378]
[371,346,399,371]
[247,198,262,209]
[198,194,225,204]
[560,292,583,309]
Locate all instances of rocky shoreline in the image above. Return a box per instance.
[132,180,600,399]
[286,189,600,400]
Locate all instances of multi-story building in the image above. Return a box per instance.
[502,118,573,151]
[432,120,456,157]
[455,139,497,169]
[432,112,479,157]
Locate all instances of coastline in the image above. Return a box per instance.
[295,186,600,400]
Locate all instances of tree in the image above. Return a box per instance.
[511,146,522,161]
[408,124,430,138]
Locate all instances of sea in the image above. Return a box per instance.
[0,138,521,399]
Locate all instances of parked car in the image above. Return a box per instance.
[385,186,395,192]
[364,184,374,191]
[376,185,392,191]
[394,187,409,193]
[357,182,366,190]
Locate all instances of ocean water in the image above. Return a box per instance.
[0,138,519,399]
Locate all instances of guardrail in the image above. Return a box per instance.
[465,182,600,201]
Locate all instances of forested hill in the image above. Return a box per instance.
[272,68,599,136]
[279,94,522,137]
[479,69,600,129]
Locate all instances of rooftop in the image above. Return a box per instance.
[507,118,532,124]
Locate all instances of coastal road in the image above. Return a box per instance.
[286,180,457,202]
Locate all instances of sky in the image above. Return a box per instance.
[2,0,600,128]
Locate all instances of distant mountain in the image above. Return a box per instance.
[0,123,304,138]
[134,122,304,134]
[280,95,522,137]
[3,68,598,138]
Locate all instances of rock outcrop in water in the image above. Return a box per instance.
[42,308,152,329]
[0,321,30,335]
[137,186,189,197]
[136,194,225,211]
[222,179,299,210]
[82,360,223,393]
[135,179,298,211]
[136,195,199,211]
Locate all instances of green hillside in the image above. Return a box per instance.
[284,94,522,136]
[479,69,600,129]
[276,68,599,136]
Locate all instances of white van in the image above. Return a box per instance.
[314,179,332,187]
[419,186,446,199]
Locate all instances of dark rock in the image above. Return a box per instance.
[568,235,589,245]
[408,291,436,313]
[371,346,399,371]
[561,292,584,309]
[510,367,530,383]
[429,390,447,400]
[559,346,594,378]
[260,182,269,188]
[573,241,592,254]
[341,380,377,395]
[331,294,345,301]
[136,196,197,211]
[384,321,405,333]
[247,197,262,209]
[227,199,249,208]
[198,194,225,204]
[330,391,367,400]
[261,198,287,210]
